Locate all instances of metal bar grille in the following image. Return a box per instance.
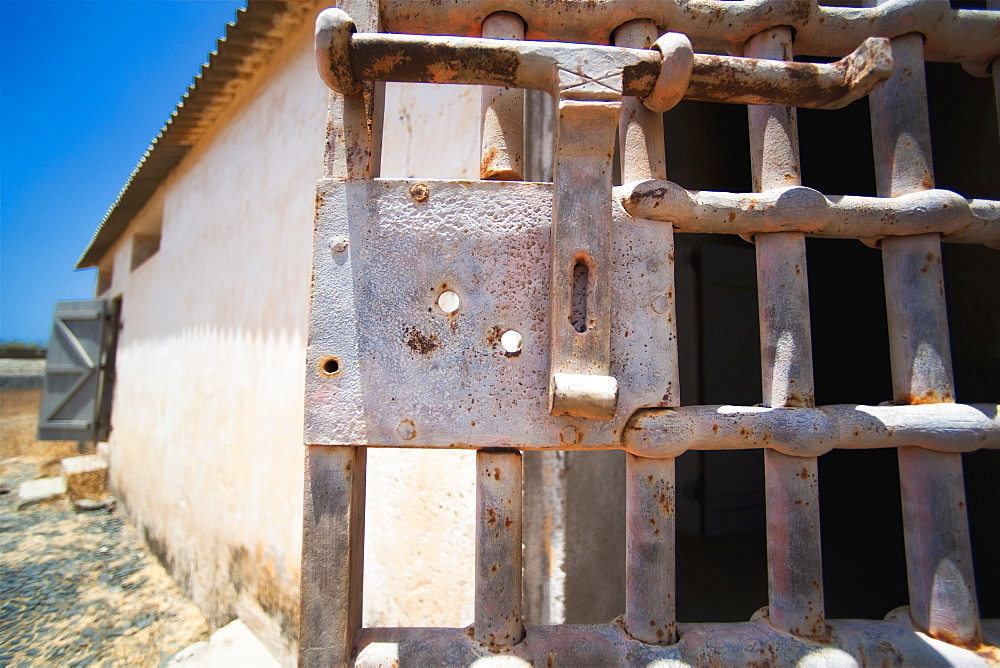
[301,0,1000,665]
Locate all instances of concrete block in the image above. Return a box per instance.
[17,477,66,508]
[61,455,108,501]
[166,619,279,667]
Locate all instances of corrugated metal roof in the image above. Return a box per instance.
[77,0,317,269]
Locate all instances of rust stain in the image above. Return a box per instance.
[494,467,502,481]
[799,467,809,480]
[404,326,439,355]
[409,182,430,202]
[486,508,497,526]
[486,325,504,347]
[712,423,720,434]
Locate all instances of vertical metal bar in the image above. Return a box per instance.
[304,3,378,664]
[615,19,677,646]
[868,29,981,646]
[299,446,367,667]
[745,26,826,640]
[475,449,525,648]
[480,12,525,181]
[615,21,666,185]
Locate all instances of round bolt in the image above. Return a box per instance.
[560,425,581,445]
[329,235,349,254]
[397,419,416,440]
[651,295,670,314]
[409,183,430,203]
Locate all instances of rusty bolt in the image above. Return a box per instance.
[329,235,349,254]
[560,425,581,445]
[409,183,430,202]
[397,419,416,440]
[651,295,670,314]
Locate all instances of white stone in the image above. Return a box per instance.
[17,477,66,508]
[166,619,279,667]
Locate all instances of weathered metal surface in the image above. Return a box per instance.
[640,32,692,113]
[688,37,892,111]
[316,17,894,111]
[303,3,1000,664]
[616,20,678,648]
[316,9,363,95]
[868,24,982,646]
[299,445,367,667]
[745,26,825,641]
[624,403,1000,459]
[305,178,676,448]
[621,182,1000,247]
[354,616,1000,665]
[624,453,676,645]
[547,98,621,420]
[480,12,525,181]
[378,0,1000,64]
[474,450,524,648]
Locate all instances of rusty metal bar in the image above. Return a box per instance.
[616,19,678,647]
[316,15,893,112]
[868,24,982,646]
[475,449,525,648]
[546,98,620,420]
[620,182,1000,248]
[687,38,892,110]
[745,26,825,641]
[624,453,677,644]
[480,12,525,180]
[624,403,1000,459]
[378,0,1000,64]
[354,619,1000,665]
[299,445,367,667]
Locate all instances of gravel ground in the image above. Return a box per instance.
[0,458,210,666]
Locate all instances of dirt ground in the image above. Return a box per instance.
[0,389,211,666]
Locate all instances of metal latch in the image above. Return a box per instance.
[312,9,892,429]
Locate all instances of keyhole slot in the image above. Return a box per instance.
[571,257,590,334]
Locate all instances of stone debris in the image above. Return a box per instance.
[16,475,66,508]
[61,455,108,502]
[1,459,210,665]
[166,619,279,667]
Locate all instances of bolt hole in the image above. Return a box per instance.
[320,357,341,375]
[571,258,589,333]
[500,330,523,355]
[438,290,461,314]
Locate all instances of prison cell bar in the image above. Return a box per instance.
[867,20,982,646]
[619,183,1000,247]
[378,0,1000,64]
[301,2,383,666]
[475,28,527,645]
[743,26,827,641]
[480,12,525,181]
[615,19,679,648]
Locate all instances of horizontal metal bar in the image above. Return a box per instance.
[623,403,1000,459]
[355,616,1000,665]
[347,32,660,96]
[379,0,1000,64]
[620,181,1000,247]
[687,37,891,110]
[319,15,892,110]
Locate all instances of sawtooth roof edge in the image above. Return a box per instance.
[77,0,317,269]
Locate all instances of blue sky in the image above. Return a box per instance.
[1,0,246,343]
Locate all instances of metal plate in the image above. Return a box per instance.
[305,178,676,449]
